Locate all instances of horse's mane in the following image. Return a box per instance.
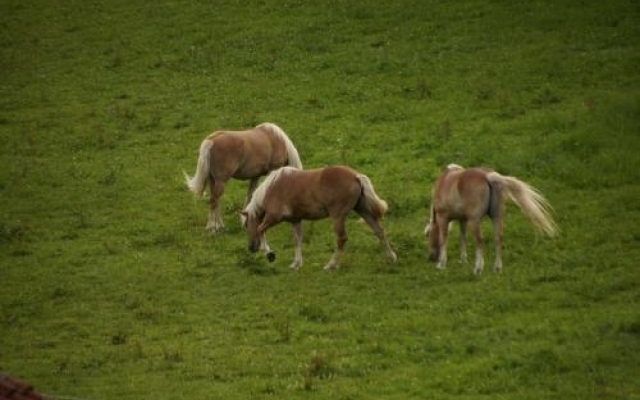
[259,122,303,169]
[245,166,297,218]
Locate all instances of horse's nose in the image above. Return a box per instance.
[248,242,259,253]
[429,252,438,262]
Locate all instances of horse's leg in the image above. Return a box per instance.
[459,220,468,264]
[436,214,449,269]
[256,213,281,263]
[360,214,397,264]
[470,219,484,274]
[206,178,226,232]
[324,216,348,270]
[259,233,275,263]
[289,222,303,270]
[240,178,259,226]
[493,215,504,273]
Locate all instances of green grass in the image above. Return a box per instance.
[1,0,639,399]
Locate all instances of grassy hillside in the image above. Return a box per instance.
[1,0,639,399]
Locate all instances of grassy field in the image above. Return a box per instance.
[1,0,639,399]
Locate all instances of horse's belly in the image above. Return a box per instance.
[283,206,328,222]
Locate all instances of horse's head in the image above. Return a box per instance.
[241,210,262,253]
[425,221,440,261]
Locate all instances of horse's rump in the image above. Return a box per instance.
[433,167,491,219]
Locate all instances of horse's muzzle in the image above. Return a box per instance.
[429,252,439,262]
[248,241,259,253]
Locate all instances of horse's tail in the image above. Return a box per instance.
[424,200,435,236]
[487,172,557,236]
[260,122,303,170]
[356,174,388,219]
[183,138,213,197]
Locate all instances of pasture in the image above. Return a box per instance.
[1,0,639,399]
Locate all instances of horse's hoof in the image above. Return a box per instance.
[206,225,224,234]
[266,252,276,263]
[289,261,302,270]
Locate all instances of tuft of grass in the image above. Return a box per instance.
[303,351,336,391]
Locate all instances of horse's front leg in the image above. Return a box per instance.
[257,213,280,263]
[259,233,276,263]
[206,178,226,232]
[436,215,449,269]
[325,217,347,270]
[289,222,303,270]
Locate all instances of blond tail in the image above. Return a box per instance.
[183,139,213,197]
[357,174,388,219]
[488,172,557,236]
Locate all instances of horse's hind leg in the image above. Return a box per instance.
[325,217,348,270]
[470,219,484,274]
[206,178,226,232]
[360,214,397,264]
[436,214,449,269]
[493,215,504,273]
[289,222,303,270]
[459,221,468,264]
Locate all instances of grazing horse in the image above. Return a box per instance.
[184,122,302,232]
[241,166,397,270]
[424,164,556,274]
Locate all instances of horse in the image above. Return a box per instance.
[424,164,556,274]
[184,122,303,232]
[241,166,397,270]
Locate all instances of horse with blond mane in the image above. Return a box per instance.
[242,166,397,270]
[184,123,302,232]
[424,164,556,274]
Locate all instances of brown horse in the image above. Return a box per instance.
[184,123,303,232]
[241,166,397,270]
[425,164,556,274]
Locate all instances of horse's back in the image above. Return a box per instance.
[280,166,359,194]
